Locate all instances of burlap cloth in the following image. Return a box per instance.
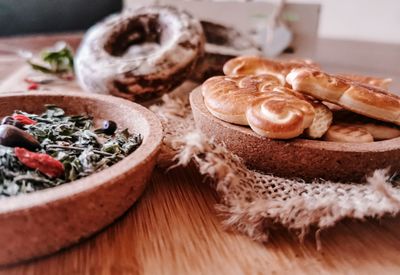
[150,82,400,247]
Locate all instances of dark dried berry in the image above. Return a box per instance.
[1,116,24,129]
[95,120,117,135]
[0,125,40,151]
[103,120,117,135]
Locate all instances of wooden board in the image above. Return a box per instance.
[1,34,400,275]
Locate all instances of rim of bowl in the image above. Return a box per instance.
[0,91,163,213]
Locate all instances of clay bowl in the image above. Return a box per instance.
[190,87,400,182]
[0,91,162,265]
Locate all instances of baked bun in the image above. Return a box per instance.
[337,74,392,89]
[324,124,374,143]
[75,5,204,101]
[223,56,319,83]
[287,68,400,125]
[202,75,315,139]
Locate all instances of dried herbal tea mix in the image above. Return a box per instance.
[0,105,142,197]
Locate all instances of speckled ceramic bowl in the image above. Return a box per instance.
[0,91,162,265]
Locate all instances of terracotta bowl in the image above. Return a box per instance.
[190,87,400,182]
[0,91,162,265]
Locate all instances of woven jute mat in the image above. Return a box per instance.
[150,82,400,248]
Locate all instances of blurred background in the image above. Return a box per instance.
[0,0,122,36]
[0,0,399,44]
[290,0,400,44]
[0,0,398,89]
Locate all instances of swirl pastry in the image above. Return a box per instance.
[75,5,205,101]
[223,56,319,84]
[202,75,316,139]
[287,68,400,125]
[202,75,283,125]
[271,86,333,139]
[246,92,315,139]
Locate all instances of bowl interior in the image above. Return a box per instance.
[0,91,162,212]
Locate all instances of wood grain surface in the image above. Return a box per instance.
[0,34,400,275]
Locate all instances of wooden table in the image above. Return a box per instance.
[1,33,400,275]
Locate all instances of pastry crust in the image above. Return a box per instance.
[337,73,392,89]
[287,68,400,125]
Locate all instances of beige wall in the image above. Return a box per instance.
[289,0,400,44]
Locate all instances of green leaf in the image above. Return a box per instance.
[27,42,74,76]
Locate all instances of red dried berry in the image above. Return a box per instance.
[27,83,38,90]
[15,147,64,178]
[12,114,37,125]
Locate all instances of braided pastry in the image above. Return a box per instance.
[287,68,400,125]
[337,74,392,89]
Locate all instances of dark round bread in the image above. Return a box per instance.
[75,5,205,102]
